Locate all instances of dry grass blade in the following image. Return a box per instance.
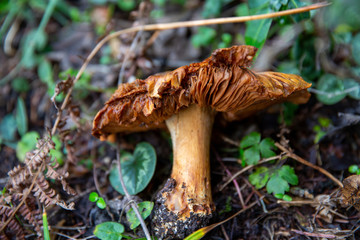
[51,1,329,136]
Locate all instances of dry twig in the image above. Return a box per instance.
[275,142,343,188]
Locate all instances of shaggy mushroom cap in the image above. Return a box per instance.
[92,45,310,138]
[92,45,311,239]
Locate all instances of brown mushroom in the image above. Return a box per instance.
[92,45,311,239]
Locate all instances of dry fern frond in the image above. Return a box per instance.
[0,205,26,240]
[7,165,31,192]
[25,136,54,173]
[19,204,42,236]
[33,175,60,208]
[61,179,76,196]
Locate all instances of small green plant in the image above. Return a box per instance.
[348,165,360,175]
[109,142,156,195]
[239,132,298,201]
[219,196,232,215]
[249,165,298,201]
[126,201,154,229]
[239,132,277,166]
[313,117,332,143]
[93,201,155,239]
[16,131,40,161]
[89,192,107,209]
[93,222,127,240]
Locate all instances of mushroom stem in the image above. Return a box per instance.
[152,104,215,239]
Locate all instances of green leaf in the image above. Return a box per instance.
[21,30,48,69]
[89,192,99,202]
[16,131,40,162]
[16,97,28,137]
[12,77,30,93]
[243,145,260,165]
[97,197,107,209]
[269,0,288,10]
[282,194,293,201]
[217,33,232,48]
[38,59,53,85]
[266,174,289,195]
[235,3,249,17]
[278,165,298,185]
[249,166,269,189]
[117,0,136,11]
[259,138,277,158]
[126,201,154,229]
[0,114,17,142]
[94,222,125,240]
[344,78,360,100]
[245,1,272,51]
[49,135,64,165]
[316,74,346,105]
[318,117,331,128]
[240,132,261,148]
[277,62,300,75]
[352,32,360,65]
[202,0,223,18]
[349,165,359,174]
[274,193,284,199]
[191,27,216,48]
[314,130,326,144]
[219,196,232,215]
[110,142,157,195]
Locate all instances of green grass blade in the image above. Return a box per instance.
[42,207,50,240]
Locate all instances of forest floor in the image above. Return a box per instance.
[1,0,360,239]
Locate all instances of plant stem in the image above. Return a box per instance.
[116,152,152,240]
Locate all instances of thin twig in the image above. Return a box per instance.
[220,155,281,191]
[50,2,329,136]
[220,224,230,240]
[116,151,152,240]
[214,150,245,208]
[275,142,343,188]
[291,229,336,238]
